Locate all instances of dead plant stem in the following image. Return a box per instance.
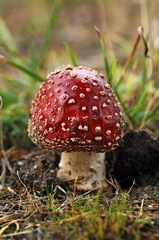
[0,97,14,185]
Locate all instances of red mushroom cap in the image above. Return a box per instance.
[28,65,124,152]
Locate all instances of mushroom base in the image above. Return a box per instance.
[57,151,110,191]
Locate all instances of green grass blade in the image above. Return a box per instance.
[115,75,123,89]
[0,91,18,109]
[104,55,111,84]
[109,58,118,83]
[0,55,44,82]
[145,106,159,123]
[0,42,20,58]
[0,96,2,111]
[146,110,159,122]
[113,87,134,127]
[0,17,17,52]
[94,26,111,84]
[141,59,148,86]
[36,0,62,67]
[64,43,77,66]
[130,82,149,118]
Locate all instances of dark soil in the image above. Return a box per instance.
[108,130,159,188]
[5,130,159,192]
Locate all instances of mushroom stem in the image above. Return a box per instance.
[57,151,109,191]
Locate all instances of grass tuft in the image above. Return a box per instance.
[0,186,158,239]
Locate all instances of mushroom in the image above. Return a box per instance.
[28,65,124,191]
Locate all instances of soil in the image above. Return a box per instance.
[4,130,159,192]
[108,130,159,188]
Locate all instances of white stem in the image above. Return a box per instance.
[57,151,109,190]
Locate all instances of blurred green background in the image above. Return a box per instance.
[0,0,159,149]
[1,0,159,67]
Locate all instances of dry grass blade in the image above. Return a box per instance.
[127,179,136,194]
[94,25,106,51]
[126,31,141,67]
[94,25,111,84]
[125,26,150,71]
[137,26,150,58]
[107,175,121,194]
[0,97,14,185]
[58,212,91,224]
[138,199,144,217]
[0,214,15,224]
[1,228,32,238]
[0,219,20,236]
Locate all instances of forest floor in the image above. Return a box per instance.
[0,130,159,239]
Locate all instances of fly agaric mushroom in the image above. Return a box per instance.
[28,65,124,191]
